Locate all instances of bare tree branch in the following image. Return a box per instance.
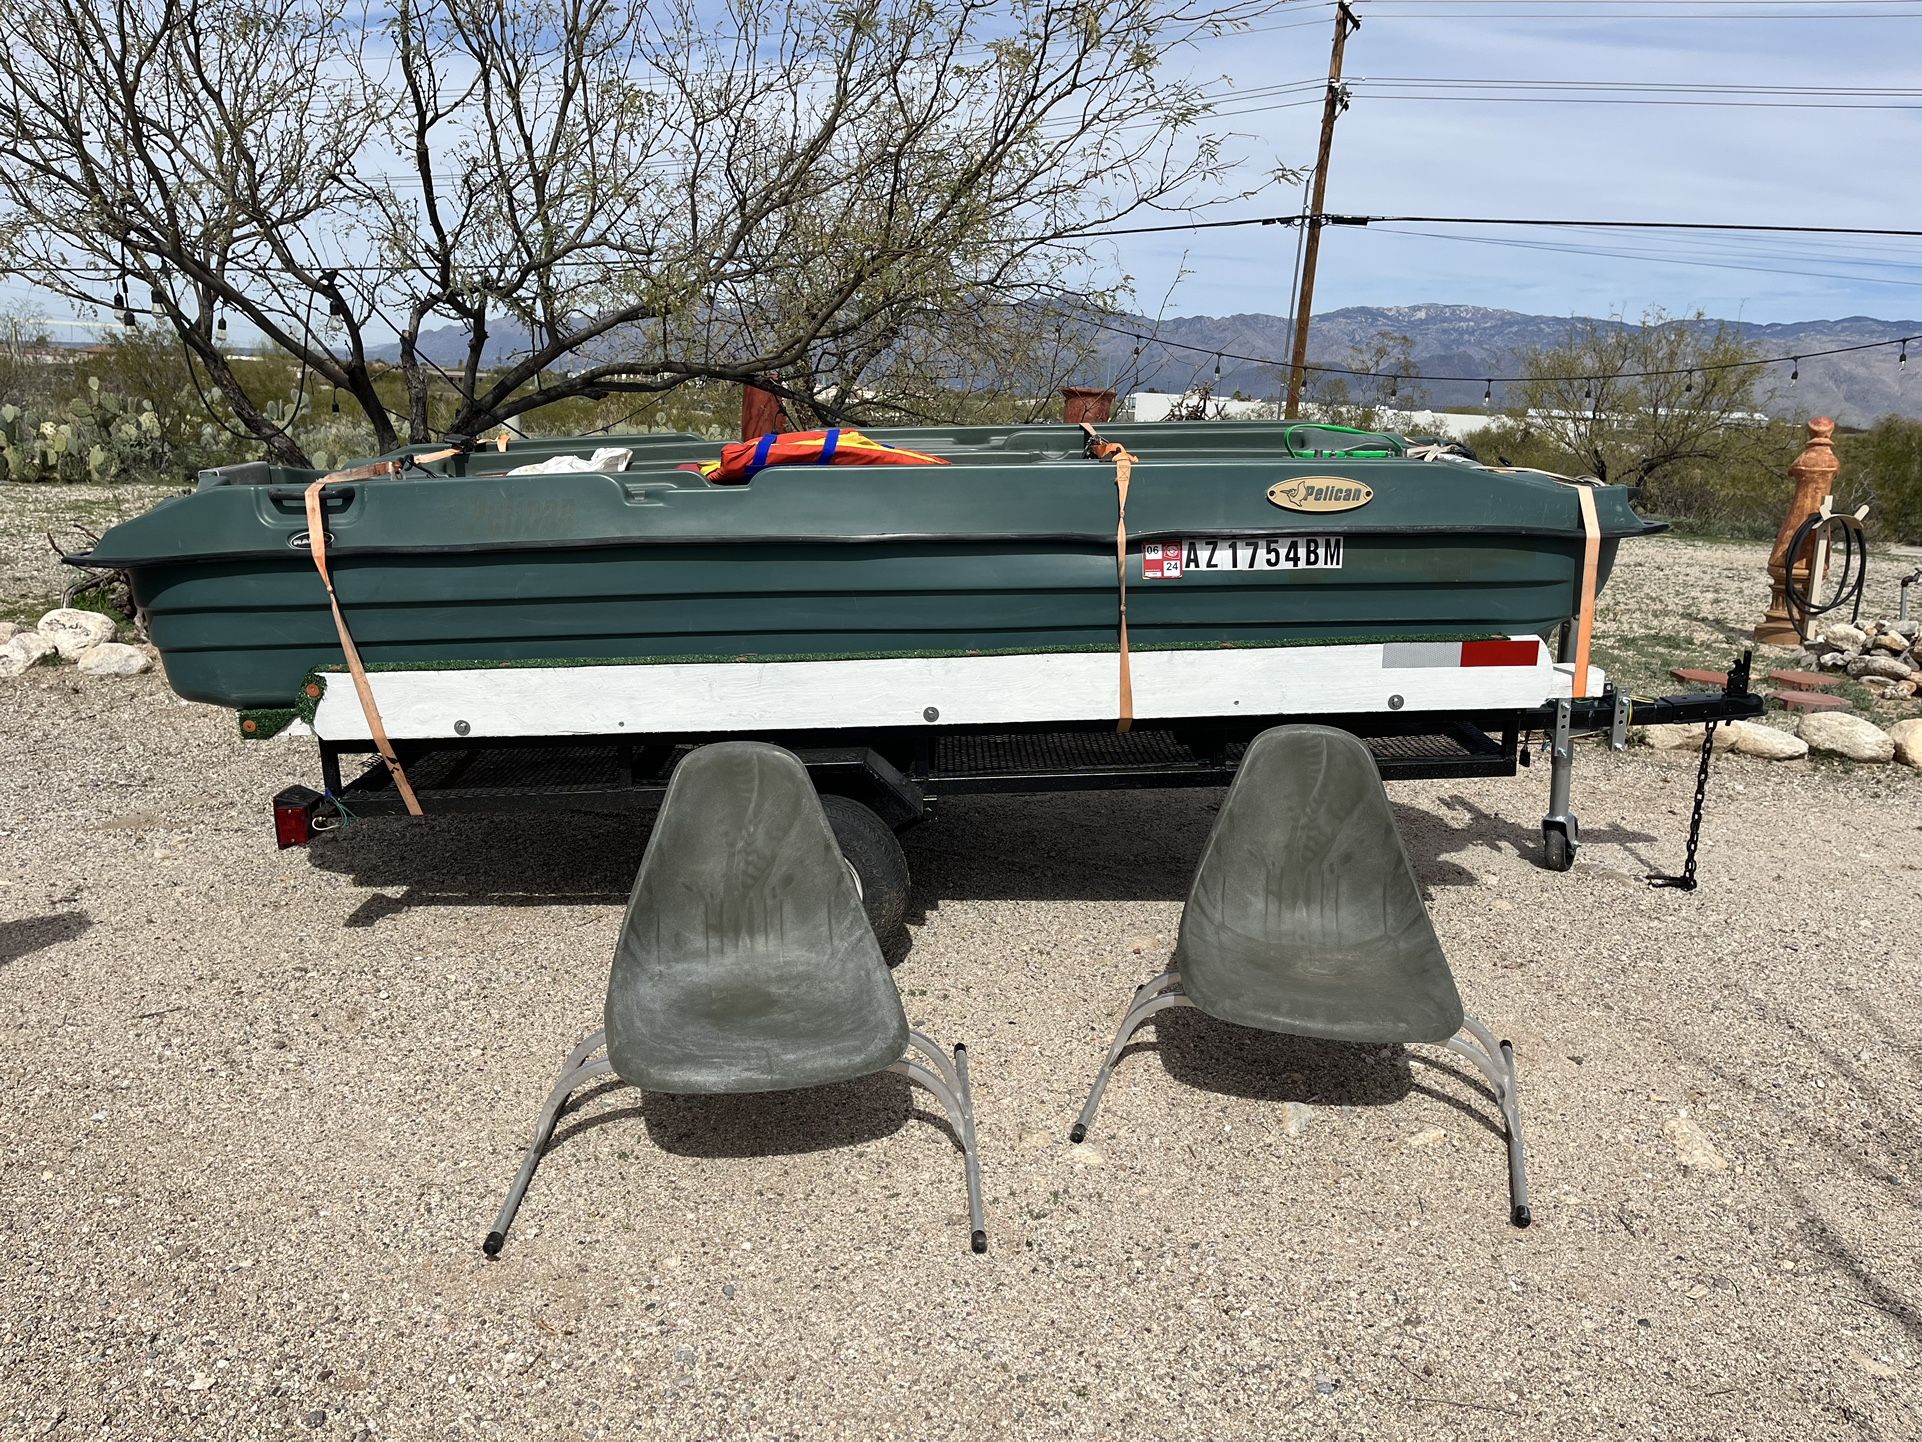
[0,0,1284,462]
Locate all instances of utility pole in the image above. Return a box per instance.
[1284,0,1360,419]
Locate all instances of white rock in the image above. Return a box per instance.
[0,620,18,644]
[1797,711,1896,764]
[1662,1113,1728,1172]
[37,607,116,658]
[1724,720,1808,761]
[1890,718,1922,769]
[1851,1353,1902,1381]
[1817,651,1848,671]
[1644,722,1735,752]
[1872,632,1911,654]
[0,632,57,677]
[74,642,152,677]
[1819,621,1868,650]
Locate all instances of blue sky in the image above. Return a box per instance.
[1100,0,1922,323]
[8,0,1917,338]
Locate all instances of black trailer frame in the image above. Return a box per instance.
[277,664,1766,875]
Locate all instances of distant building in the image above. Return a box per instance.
[1124,392,1488,440]
[1123,393,1768,440]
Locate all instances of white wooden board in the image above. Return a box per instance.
[308,639,1603,742]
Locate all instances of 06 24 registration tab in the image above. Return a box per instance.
[1142,536,1343,579]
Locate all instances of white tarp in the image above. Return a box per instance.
[506,446,633,475]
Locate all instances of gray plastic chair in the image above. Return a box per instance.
[1070,724,1530,1226]
[484,741,984,1256]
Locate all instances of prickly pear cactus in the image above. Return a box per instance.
[0,393,171,483]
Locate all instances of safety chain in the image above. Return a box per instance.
[1646,649,1752,892]
[1647,718,1717,891]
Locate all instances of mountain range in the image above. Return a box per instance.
[1085,305,1922,427]
[397,303,1922,427]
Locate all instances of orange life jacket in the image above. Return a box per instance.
[696,428,948,484]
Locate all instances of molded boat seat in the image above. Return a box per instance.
[1175,725,1464,1045]
[1070,724,1531,1226]
[484,742,985,1257]
[604,742,909,1094]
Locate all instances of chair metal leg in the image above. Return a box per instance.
[888,1043,988,1253]
[1440,1013,1531,1228]
[953,1044,985,1254]
[483,1032,616,1258]
[1071,970,1192,1144]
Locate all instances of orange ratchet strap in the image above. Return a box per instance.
[1571,485,1601,700]
[1083,425,1139,733]
[300,447,460,816]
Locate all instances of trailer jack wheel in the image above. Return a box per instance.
[1540,818,1578,873]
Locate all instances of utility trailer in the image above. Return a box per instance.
[266,636,1766,927]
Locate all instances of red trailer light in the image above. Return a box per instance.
[272,786,323,849]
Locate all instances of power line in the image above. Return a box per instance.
[1060,212,1922,240]
[1358,9,1922,17]
[1362,0,1916,6]
[1357,92,1922,107]
[1358,77,1922,93]
[1368,225,1922,287]
[19,210,1922,284]
[1363,214,1922,236]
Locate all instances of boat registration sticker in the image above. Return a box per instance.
[1143,537,1343,577]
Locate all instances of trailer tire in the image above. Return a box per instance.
[822,794,911,950]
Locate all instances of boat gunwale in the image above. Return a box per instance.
[68,516,1665,571]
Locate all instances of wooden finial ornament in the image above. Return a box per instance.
[1754,417,1840,646]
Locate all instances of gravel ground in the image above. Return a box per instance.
[0,484,181,626]
[4,664,1921,1441]
[4,492,1922,1439]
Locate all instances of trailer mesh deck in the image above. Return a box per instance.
[925,724,1509,793]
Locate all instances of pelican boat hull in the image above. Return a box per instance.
[73,422,1660,713]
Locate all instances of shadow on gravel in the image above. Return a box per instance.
[1795,1190,1922,1346]
[1431,793,1659,869]
[0,909,93,967]
[298,782,1623,923]
[1095,1011,1510,1139]
[1647,994,1922,1343]
[304,814,648,924]
[902,791,1516,906]
[543,1072,919,1159]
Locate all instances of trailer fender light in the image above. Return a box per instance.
[272,785,325,849]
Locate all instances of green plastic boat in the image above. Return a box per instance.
[72,421,1661,712]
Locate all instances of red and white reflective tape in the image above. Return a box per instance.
[1381,637,1545,669]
